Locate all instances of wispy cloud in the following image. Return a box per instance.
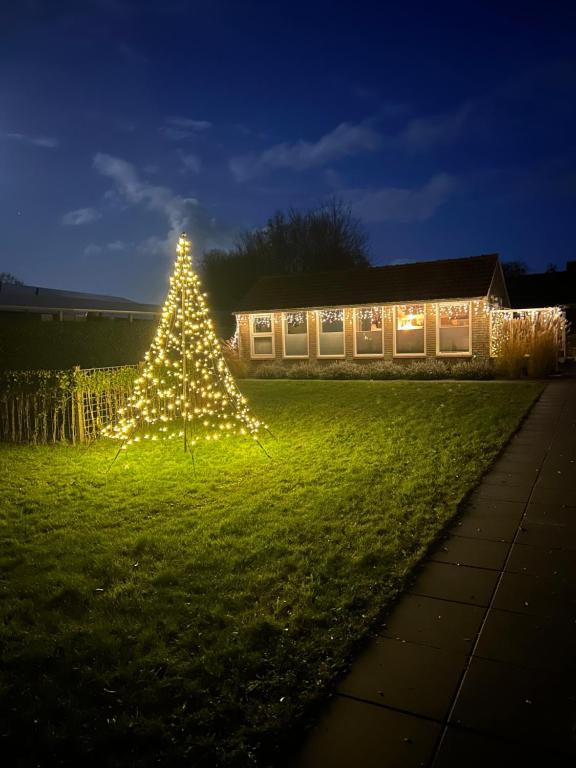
[160,116,212,141]
[344,173,458,223]
[4,132,59,149]
[178,151,202,175]
[93,152,234,257]
[229,121,381,181]
[398,104,472,152]
[62,207,102,226]
[84,240,128,257]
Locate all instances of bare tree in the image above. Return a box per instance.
[202,200,370,309]
[0,272,24,286]
[502,261,528,279]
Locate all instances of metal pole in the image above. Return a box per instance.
[182,276,187,452]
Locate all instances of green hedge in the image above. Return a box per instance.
[0,315,156,370]
[250,359,495,380]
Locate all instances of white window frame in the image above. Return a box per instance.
[249,313,275,359]
[436,301,472,357]
[353,306,384,358]
[393,305,427,357]
[282,311,309,359]
[316,309,346,358]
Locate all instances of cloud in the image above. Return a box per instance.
[398,104,472,152]
[344,173,458,223]
[5,132,59,149]
[178,151,202,175]
[83,240,128,257]
[93,152,234,256]
[62,207,102,226]
[229,121,381,181]
[160,116,212,141]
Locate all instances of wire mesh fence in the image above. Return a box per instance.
[0,365,139,445]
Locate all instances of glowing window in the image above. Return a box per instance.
[283,312,308,357]
[438,303,471,354]
[354,307,383,355]
[250,314,274,357]
[317,309,344,356]
[395,305,425,355]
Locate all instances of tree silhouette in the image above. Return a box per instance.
[202,200,370,310]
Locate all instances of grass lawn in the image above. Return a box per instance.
[0,380,542,767]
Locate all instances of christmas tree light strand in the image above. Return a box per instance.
[102,233,266,450]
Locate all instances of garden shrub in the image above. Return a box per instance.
[249,359,495,381]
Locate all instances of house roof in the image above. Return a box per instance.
[507,262,576,309]
[234,253,501,313]
[0,282,160,315]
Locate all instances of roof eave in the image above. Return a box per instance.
[233,295,489,314]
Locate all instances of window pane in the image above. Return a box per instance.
[355,307,382,332]
[439,305,469,327]
[286,313,307,335]
[439,304,470,352]
[356,331,382,354]
[285,334,308,356]
[439,327,469,352]
[254,337,273,355]
[252,315,272,333]
[321,310,343,333]
[319,332,344,356]
[284,313,308,356]
[396,305,425,354]
[355,308,382,355]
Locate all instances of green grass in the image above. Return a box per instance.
[0,380,541,767]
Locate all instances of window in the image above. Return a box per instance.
[250,313,275,358]
[394,305,425,355]
[354,307,383,356]
[283,312,308,357]
[437,302,471,354]
[317,309,345,357]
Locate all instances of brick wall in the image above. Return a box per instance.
[237,298,492,370]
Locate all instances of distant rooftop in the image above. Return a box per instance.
[0,282,160,315]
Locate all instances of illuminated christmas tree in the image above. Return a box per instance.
[102,233,265,452]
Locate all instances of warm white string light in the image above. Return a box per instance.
[102,233,265,451]
[489,306,565,357]
[320,308,344,324]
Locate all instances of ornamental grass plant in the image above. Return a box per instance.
[495,312,564,378]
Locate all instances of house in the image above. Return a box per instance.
[0,281,233,369]
[233,253,511,367]
[0,281,161,321]
[0,282,161,370]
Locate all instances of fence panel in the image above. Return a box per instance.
[0,365,138,445]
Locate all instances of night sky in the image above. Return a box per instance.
[2,0,576,303]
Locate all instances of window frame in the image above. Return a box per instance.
[282,311,309,359]
[249,313,275,359]
[316,308,346,359]
[352,306,384,358]
[436,301,472,357]
[393,304,427,357]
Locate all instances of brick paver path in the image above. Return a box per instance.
[293,381,576,767]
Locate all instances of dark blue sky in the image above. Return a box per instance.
[2,0,576,302]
